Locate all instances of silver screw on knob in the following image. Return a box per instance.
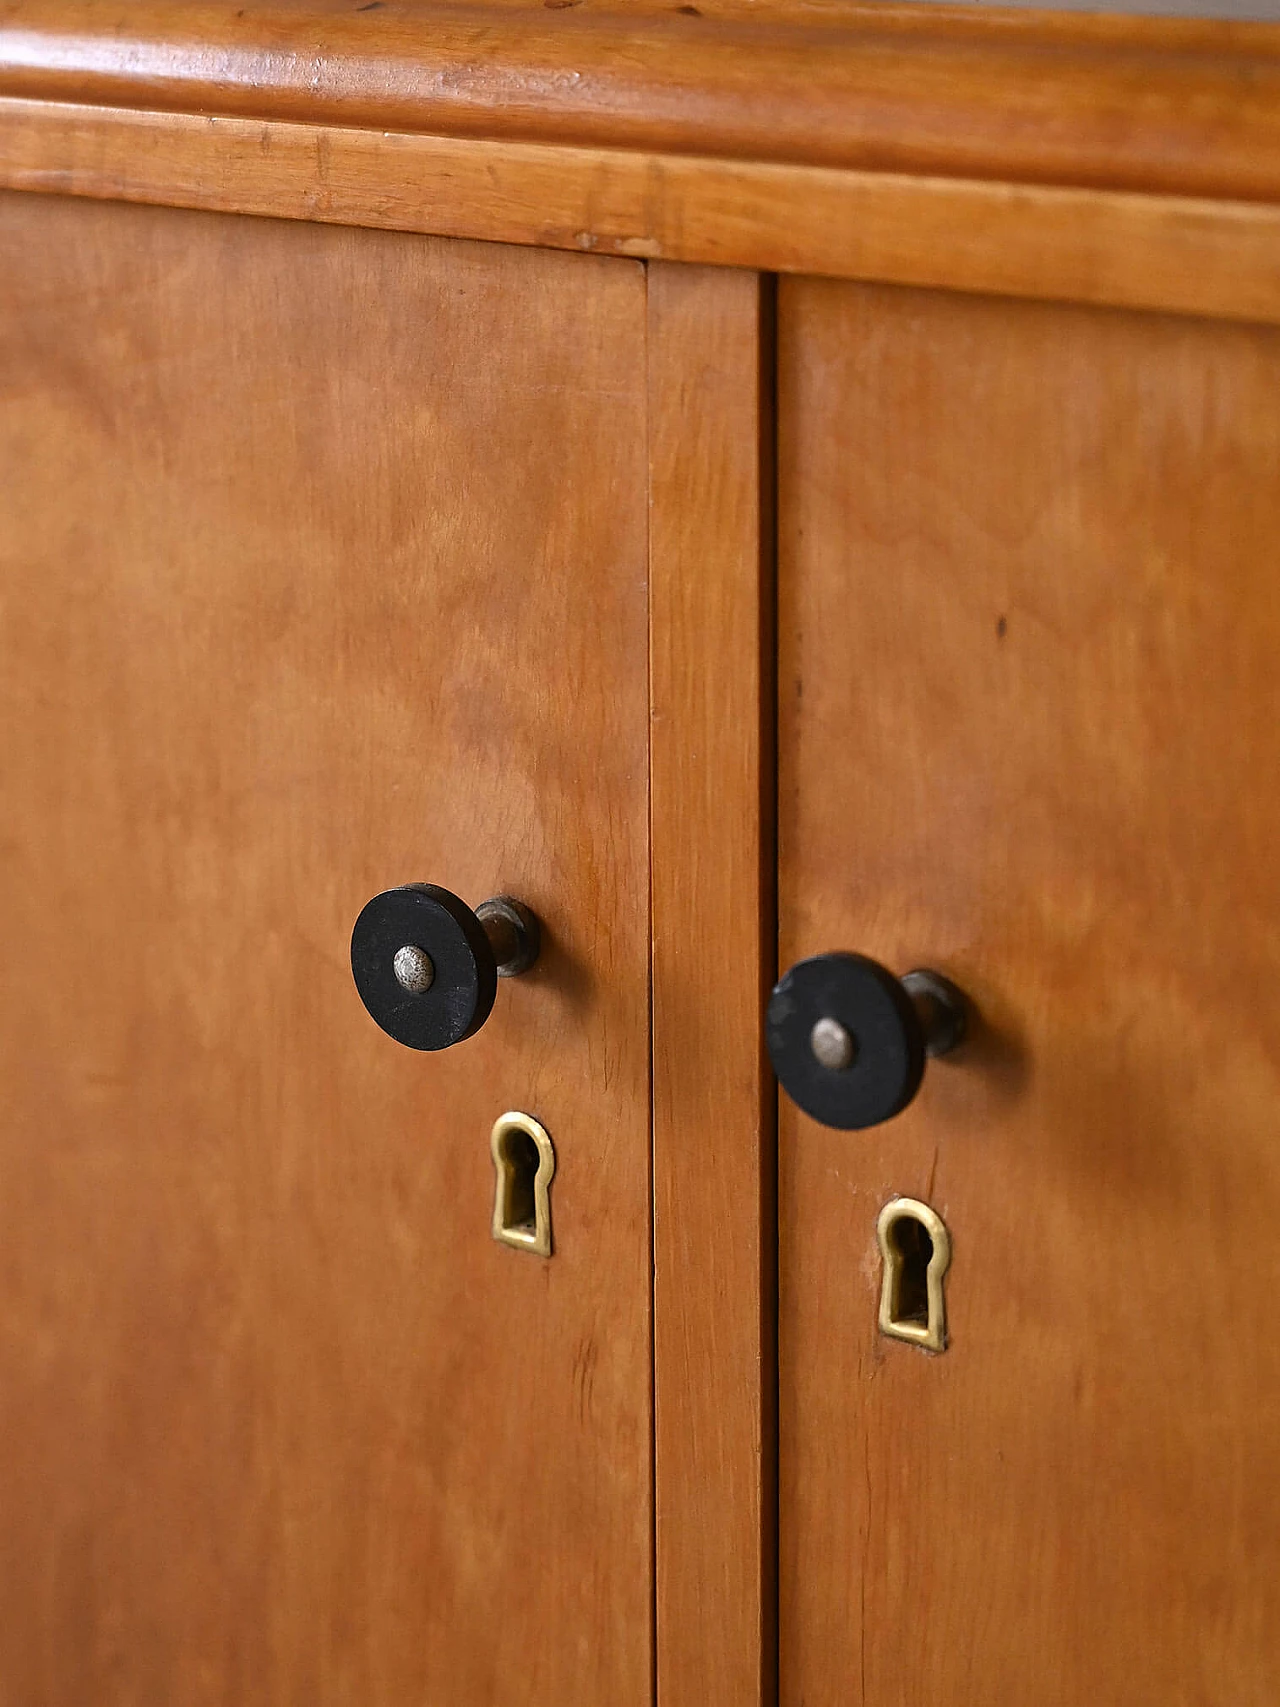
[810,1015,856,1071]
[392,944,435,994]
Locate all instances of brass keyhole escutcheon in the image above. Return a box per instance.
[490,1111,555,1257]
[876,1197,952,1353]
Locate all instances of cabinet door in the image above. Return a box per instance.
[0,192,651,1705]
[778,278,1280,1704]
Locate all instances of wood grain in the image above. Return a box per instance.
[0,190,652,1706]
[5,100,1280,325]
[3,0,1280,201]
[777,275,1280,1705]
[649,263,776,1707]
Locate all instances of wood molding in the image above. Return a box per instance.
[649,263,777,1707]
[2,0,1280,202]
[4,100,1280,324]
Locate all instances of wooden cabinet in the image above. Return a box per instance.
[2,4,1280,1705]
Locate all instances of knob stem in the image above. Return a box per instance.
[901,969,967,1058]
[476,896,541,978]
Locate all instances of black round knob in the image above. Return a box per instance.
[350,884,540,1051]
[766,953,966,1130]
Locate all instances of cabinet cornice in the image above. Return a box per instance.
[3,0,1280,202]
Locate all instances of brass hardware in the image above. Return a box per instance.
[876,1196,951,1353]
[490,1111,555,1257]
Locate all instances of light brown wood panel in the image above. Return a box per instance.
[649,263,776,1707]
[0,190,651,1705]
[778,278,1280,1704]
[7,101,1280,326]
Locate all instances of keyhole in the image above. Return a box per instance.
[890,1216,933,1327]
[490,1112,555,1257]
[500,1127,539,1233]
[876,1197,951,1353]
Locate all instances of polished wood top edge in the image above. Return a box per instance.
[3,0,1280,201]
